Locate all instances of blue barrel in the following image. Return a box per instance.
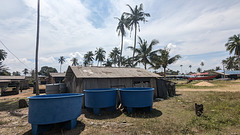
[119,88,154,113]
[28,93,84,135]
[84,88,117,115]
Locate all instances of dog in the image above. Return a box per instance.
[195,103,203,116]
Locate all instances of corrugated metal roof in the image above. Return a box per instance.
[0,76,25,80]
[68,66,161,78]
[215,70,240,75]
[49,73,66,77]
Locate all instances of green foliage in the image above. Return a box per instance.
[0,49,7,61]
[12,71,21,76]
[109,47,120,67]
[71,57,79,66]
[128,37,159,69]
[84,51,94,66]
[95,48,106,66]
[38,66,57,76]
[22,68,28,75]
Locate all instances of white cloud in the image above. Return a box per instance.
[1,0,240,73]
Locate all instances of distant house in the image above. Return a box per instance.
[0,76,29,95]
[65,66,161,98]
[49,73,66,83]
[214,70,240,79]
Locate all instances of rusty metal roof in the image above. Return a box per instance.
[0,76,25,80]
[67,66,161,78]
[49,73,66,78]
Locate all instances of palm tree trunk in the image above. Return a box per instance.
[132,22,137,67]
[144,63,147,69]
[35,0,40,95]
[120,34,123,67]
[164,67,166,80]
[60,64,62,73]
[238,55,240,70]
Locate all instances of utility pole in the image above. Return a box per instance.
[35,0,40,95]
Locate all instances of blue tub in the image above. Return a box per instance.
[84,88,117,115]
[28,93,84,135]
[119,88,154,113]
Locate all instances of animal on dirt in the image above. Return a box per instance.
[195,103,203,116]
[19,99,28,108]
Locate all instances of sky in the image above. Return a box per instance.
[0,0,240,75]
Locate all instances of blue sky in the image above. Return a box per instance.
[0,0,240,74]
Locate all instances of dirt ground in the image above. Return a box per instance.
[0,82,240,135]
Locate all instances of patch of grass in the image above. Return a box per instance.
[0,99,19,111]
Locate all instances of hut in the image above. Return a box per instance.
[0,76,28,96]
[49,73,66,83]
[65,66,161,98]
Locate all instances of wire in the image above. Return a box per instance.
[0,39,31,70]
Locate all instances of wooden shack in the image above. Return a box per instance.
[49,73,66,83]
[65,66,161,98]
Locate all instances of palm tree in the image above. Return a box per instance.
[128,37,159,69]
[200,61,204,72]
[58,56,65,73]
[121,56,132,67]
[0,49,7,61]
[225,33,240,70]
[225,56,237,70]
[103,59,113,67]
[22,68,28,76]
[124,3,150,66]
[71,57,79,66]
[197,67,202,73]
[115,14,128,66]
[109,47,120,67]
[84,51,94,66]
[95,48,106,66]
[189,65,192,73]
[180,65,183,74]
[152,47,181,79]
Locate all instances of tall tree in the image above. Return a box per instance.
[109,47,120,67]
[0,49,7,61]
[103,59,113,67]
[22,68,29,76]
[95,48,106,66]
[128,37,159,69]
[84,51,94,66]
[152,47,181,79]
[121,56,132,67]
[225,33,240,70]
[12,71,21,76]
[39,66,57,76]
[58,56,65,73]
[71,57,79,66]
[115,13,128,66]
[189,65,192,73]
[124,3,150,66]
[197,67,202,73]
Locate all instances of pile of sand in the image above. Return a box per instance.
[194,81,215,86]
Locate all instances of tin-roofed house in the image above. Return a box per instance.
[65,66,160,98]
[49,73,66,83]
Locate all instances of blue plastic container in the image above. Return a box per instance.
[119,87,154,113]
[84,88,117,115]
[28,93,84,135]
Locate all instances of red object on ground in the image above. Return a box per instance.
[188,75,217,81]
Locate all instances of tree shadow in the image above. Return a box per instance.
[0,100,18,111]
[83,108,122,120]
[23,120,85,135]
[124,108,162,118]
